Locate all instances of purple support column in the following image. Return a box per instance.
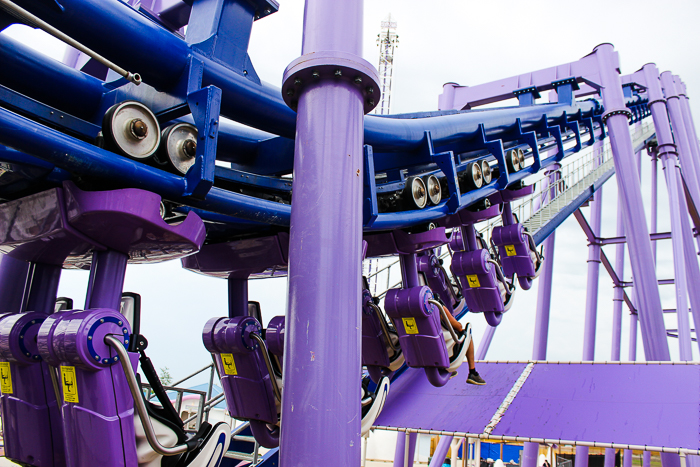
[24,263,62,314]
[595,44,669,361]
[429,436,453,467]
[604,450,616,467]
[227,276,248,318]
[644,451,652,467]
[279,1,378,464]
[660,72,700,208]
[582,143,604,361]
[650,149,658,262]
[394,433,407,467]
[642,64,693,359]
[0,255,29,313]
[611,196,626,361]
[531,162,561,361]
[392,432,417,467]
[677,80,700,169]
[85,250,128,310]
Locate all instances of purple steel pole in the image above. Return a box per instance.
[594,44,669,361]
[0,255,29,313]
[428,436,453,467]
[531,162,561,361]
[85,250,128,310]
[660,72,700,208]
[582,141,605,362]
[676,78,700,175]
[279,1,378,464]
[650,149,658,262]
[642,64,693,359]
[24,263,62,313]
[610,196,626,361]
[392,432,417,467]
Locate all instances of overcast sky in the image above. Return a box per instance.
[2,0,699,384]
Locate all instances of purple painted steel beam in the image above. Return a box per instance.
[438,53,602,110]
[428,436,453,467]
[675,78,700,177]
[0,255,29,313]
[595,44,669,361]
[85,250,128,310]
[611,194,626,361]
[660,73,700,209]
[278,1,378,464]
[582,142,605,361]
[636,64,692,360]
[650,148,659,262]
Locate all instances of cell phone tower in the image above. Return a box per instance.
[376,15,398,115]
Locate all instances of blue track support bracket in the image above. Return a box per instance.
[424,131,462,213]
[592,114,606,140]
[557,112,581,155]
[363,145,379,227]
[185,85,221,199]
[531,116,565,165]
[581,116,596,146]
[474,125,510,190]
[510,118,541,173]
[513,86,541,107]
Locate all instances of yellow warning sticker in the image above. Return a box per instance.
[402,317,419,335]
[0,362,12,394]
[466,275,481,288]
[61,366,79,403]
[505,245,517,257]
[221,354,237,376]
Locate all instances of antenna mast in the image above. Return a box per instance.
[376,15,398,115]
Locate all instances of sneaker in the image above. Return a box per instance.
[466,370,486,385]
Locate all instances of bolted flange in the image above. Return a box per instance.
[282,51,381,115]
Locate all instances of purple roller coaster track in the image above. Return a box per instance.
[0,1,698,467]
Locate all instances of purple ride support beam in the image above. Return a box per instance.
[576,142,604,467]
[643,63,700,358]
[594,44,669,362]
[660,73,700,210]
[0,255,29,313]
[279,0,372,465]
[676,78,700,182]
[524,162,560,467]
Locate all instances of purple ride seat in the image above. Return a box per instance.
[491,223,536,279]
[451,249,507,327]
[202,316,279,448]
[384,286,448,370]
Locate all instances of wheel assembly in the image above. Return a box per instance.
[102,101,161,160]
[404,176,428,209]
[423,174,442,205]
[480,160,492,185]
[157,123,198,174]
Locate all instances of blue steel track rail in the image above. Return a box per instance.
[0,0,651,236]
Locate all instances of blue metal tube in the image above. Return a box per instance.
[3,0,598,151]
[0,34,108,121]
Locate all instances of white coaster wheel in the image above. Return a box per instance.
[102,100,161,160]
[159,123,198,174]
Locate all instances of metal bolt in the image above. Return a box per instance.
[26,352,30,357]
[369,99,375,107]
[114,357,118,362]
[100,319,104,323]
[118,321,123,326]
[103,359,108,364]
[130,119,148,139]
[123,329,128,334]
[88,336,92,340]
[312,71,320,79]
[354,76,362,84]
[367,87,374,94]
[19,335,23,339]
[95,355,100,361]
[286,89,294,97]
[334,69,342,77]
[31,320,35,324]
[124,340,129,344]
[294,78,302,86]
